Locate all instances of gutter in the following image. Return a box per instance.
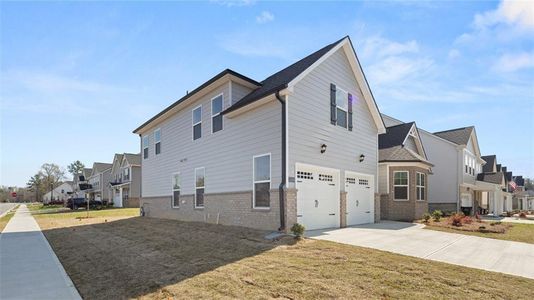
[275,91,287,231]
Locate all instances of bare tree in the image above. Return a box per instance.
[40,163,66,195]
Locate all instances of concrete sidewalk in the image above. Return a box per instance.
[307,221,534,280]
[0,205,81,300]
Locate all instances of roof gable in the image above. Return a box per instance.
[482,155,496,173]
[122,153,141,167]
[110,154,124,176]
[433,126,474,146]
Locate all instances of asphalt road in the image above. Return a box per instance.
[0,203,17,218]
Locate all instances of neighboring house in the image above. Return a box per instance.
[109,153,141,208]
[378,122,433,221]
[512,176,528,210]
[476,155,507,215]
[134,36,386,231]
[43,181,74,204]
[72,168,92,199]
[382,115,486,215]
[86,162,112,202]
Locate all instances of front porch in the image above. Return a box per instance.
[473,181,512,216]
[109,182,139,208]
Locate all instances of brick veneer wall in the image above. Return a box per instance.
[124,197,140,208]
[380,166,429,222]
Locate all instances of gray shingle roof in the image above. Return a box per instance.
[433,126,474,145]
[124,153,141,166]
[496,164,502,172]
[93,163,112,173]
[505,171,513,182]
[513,176,524,186]
[379,122,414,149]
[477,172,504,184]
[379,145,432,165]
[223,36,348,114]
[481,155,496,173]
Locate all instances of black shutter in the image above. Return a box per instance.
[330,83,337,125]
[348,93,353,131]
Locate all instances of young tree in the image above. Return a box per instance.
[27,174,44,202]
[67,160,85,180]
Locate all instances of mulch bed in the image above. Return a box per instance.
[424,219,512,233]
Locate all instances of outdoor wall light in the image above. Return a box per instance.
[359,154,365,162]
[320,144,327,154]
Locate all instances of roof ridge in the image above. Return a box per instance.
[385,121,414,129]
[433,126,474,134]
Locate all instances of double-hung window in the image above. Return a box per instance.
[192,106,202,140]
[211,94,223,133]
[393,171,409,200]
[416,172,425,201]
[154,128,161,155]
[253,154,271,208]
[172,173,180,208]
[195,167,205,208]
[335,88,348,128]
[143,136,149,159]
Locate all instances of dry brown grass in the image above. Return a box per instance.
[36,211,534,300]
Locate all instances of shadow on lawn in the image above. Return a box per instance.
[41,217,294,299]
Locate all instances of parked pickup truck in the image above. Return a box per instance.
[66,198,107,210]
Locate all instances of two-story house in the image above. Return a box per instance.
[382,115,486,215]
[86,162,112,203]
[476,155,507,215]
[378,122,433,221]
[43,181,74,204]
[134,36,386,231]
[109,153,141,208]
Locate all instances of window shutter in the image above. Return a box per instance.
[348,93,353,131]
[330,83,336,125]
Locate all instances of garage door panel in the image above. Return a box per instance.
[345,172,374,226]
[296,164,340,231]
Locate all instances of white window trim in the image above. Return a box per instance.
[171,172,180,208]
[252,153,271,209]
[142,135,149,159]
[154,128,161,155]
[192,105,202,141]
[211,93,224,134]
[194,167,205,208]
[335,86,348,128]
[416,172,425,201]
[393,171,409,201]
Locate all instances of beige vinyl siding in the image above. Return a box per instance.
[378,164,388,194]
[404,136,418,153]
[141,81,281,197]
[231,82,254,105]
[130,166,141,198]
[287,48,379,192]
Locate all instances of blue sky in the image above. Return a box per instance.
[1,0,533,186]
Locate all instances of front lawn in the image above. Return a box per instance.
[424,222,534,245]
[35,211,534,299]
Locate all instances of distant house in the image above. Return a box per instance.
[109,153,141,208]
[476,155,509,215]
[133,36,386,231]
[378,122,433,221]
[43,182,74,204]
[72,168,92,199]
[86,163,112,202]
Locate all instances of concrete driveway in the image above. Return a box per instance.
[307,221,534,280]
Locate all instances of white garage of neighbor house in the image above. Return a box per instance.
[42,181,74,204]
[135,36,385,232]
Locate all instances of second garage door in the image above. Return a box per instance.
[345,171,374,226]
[296,164,340,230]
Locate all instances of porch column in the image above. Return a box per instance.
[119,187,123,207]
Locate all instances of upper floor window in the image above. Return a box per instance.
[143,136,149,159]
[192,106,202,140]
[335,88,348,128]
[123,168,130,181]
[393,171,409,201]
[195,167,205,208]
[416,172,425,201]
[154,128,161,155]
[253,154,271,208]
[211,94,223,133]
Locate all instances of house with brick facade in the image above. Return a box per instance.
[378,122,433,221]
[133,36,386,231]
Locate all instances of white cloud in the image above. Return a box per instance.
[448,49,461,59]
[359,35,419,60]
[367,56,433,85]
[493,52,534,72]
[475,0,534,30]
[256,11,274,24]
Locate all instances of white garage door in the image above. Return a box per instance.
[345,171,374,226]
[296,164,340,230]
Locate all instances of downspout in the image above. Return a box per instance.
[276,91,287,231]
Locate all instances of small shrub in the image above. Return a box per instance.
[432,210,443,222]
[462,216,473,224]
[479,225,486,230]
[519,212,527,219]
[490,221,501,226]
[449,212,465,227]
[422,213,431,223]
[290,223,305,238]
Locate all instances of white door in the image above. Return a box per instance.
[113,190,122,208]
[345,172,374,226]
[296,164,340,230]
